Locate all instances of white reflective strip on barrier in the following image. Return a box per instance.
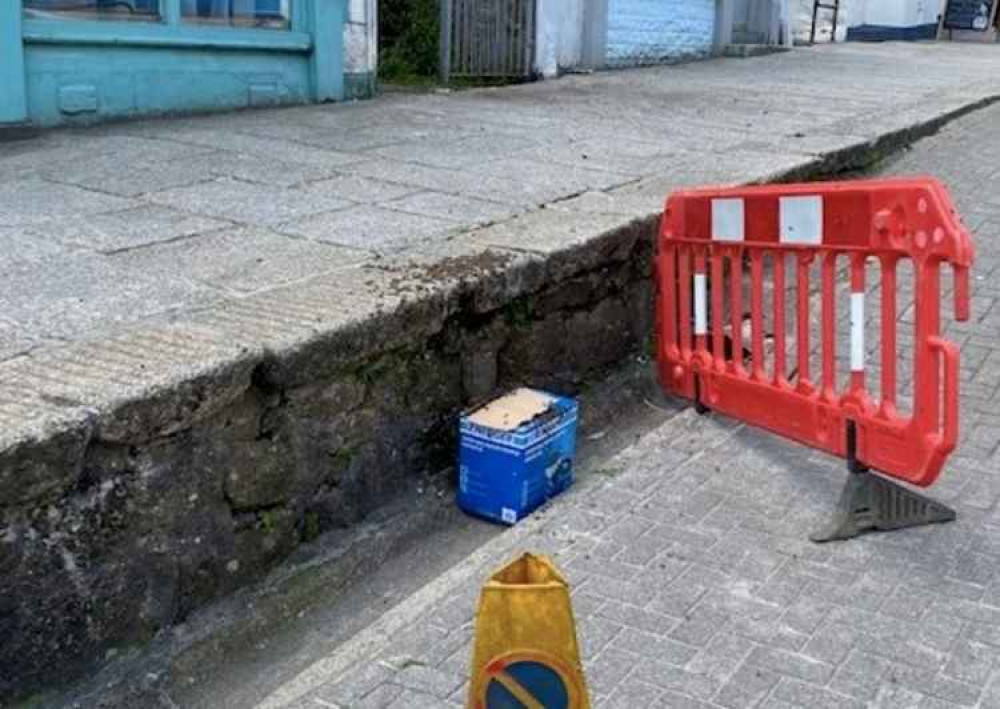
[851,292,865,372]
[780,196,824,245]
[712,198,745,242]
[694,273,707,335]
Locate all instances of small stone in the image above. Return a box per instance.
[226,560,240,573]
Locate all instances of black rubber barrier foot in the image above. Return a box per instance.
[810,470,957,543]
[693,378,710,415]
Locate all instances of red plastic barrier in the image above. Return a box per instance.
[655,178,975,487]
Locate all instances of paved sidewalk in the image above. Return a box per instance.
[261,104,1000,708]
[3,42,1000,363]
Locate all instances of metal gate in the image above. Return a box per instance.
[439,0,536,81]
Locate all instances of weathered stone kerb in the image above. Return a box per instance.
[0,204,655,702]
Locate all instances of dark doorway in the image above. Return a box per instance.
[378,0,440,84]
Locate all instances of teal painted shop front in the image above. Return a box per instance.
[0,0,345,127]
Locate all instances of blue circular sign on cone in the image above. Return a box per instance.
[485,660,569,709]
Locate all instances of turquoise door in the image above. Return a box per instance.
[0,0,345,127]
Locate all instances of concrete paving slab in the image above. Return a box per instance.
[518,136,681,175]
[147,178,354,225]
[127,126,369,170]
[0,317,40,361]
[0,225,75,265]
[1,252,214,341]
[191,152,346,188]
[41,153,222,197]
[0,140,86,183]
[465,156,632,192]
[301,174,422,204]
[109,227,369,295]
[38,204,229,253]
[466,206,631,257]
[0,179,136,226]
[238,120,429,153]
[347,158,539,205]
[381,191,521,226]
[278,204,457,253]
[371,132,546,170]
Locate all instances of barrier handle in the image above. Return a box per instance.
[928,336,960,453]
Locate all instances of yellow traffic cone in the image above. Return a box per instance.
[467,553,590,709]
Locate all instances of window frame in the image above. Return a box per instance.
[22,0,310,50]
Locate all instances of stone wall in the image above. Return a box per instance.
[0,217,656,703]
[606,0,715,66]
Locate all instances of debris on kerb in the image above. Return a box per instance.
[458,389,579,525]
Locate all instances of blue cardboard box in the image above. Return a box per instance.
[458,388,579,525]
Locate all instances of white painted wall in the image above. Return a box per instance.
[794,0,943,40]
[793,0,858,41]
[606,0,715,66]
[730,0,794,45]
[855,0,941,26]
[536,0,586,77]
[535,0,722,75]
[344,0,377,78]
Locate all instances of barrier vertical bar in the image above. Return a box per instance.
[678,247,693,361]
[730,249,744,372]
[694,251,709,355]
[796,254,813,391]
[750,250,766,380]
[659,245,678,359]
[773,254,787,385]
[712,251,726,367]
[880,255,898,415]
[849,254,867,395]
[914,258,942,438]
[821,252,837,401]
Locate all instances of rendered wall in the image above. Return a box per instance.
[536,0,586,77]
[24,43,313,126]
[857,0,941,26]
[606,0,715,66]
[343,0,376,98]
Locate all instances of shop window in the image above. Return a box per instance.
[181,0,291,29]
[23,0,160,21]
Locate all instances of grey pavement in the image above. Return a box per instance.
[256,102,1000,706]
[3,42,1000,367]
